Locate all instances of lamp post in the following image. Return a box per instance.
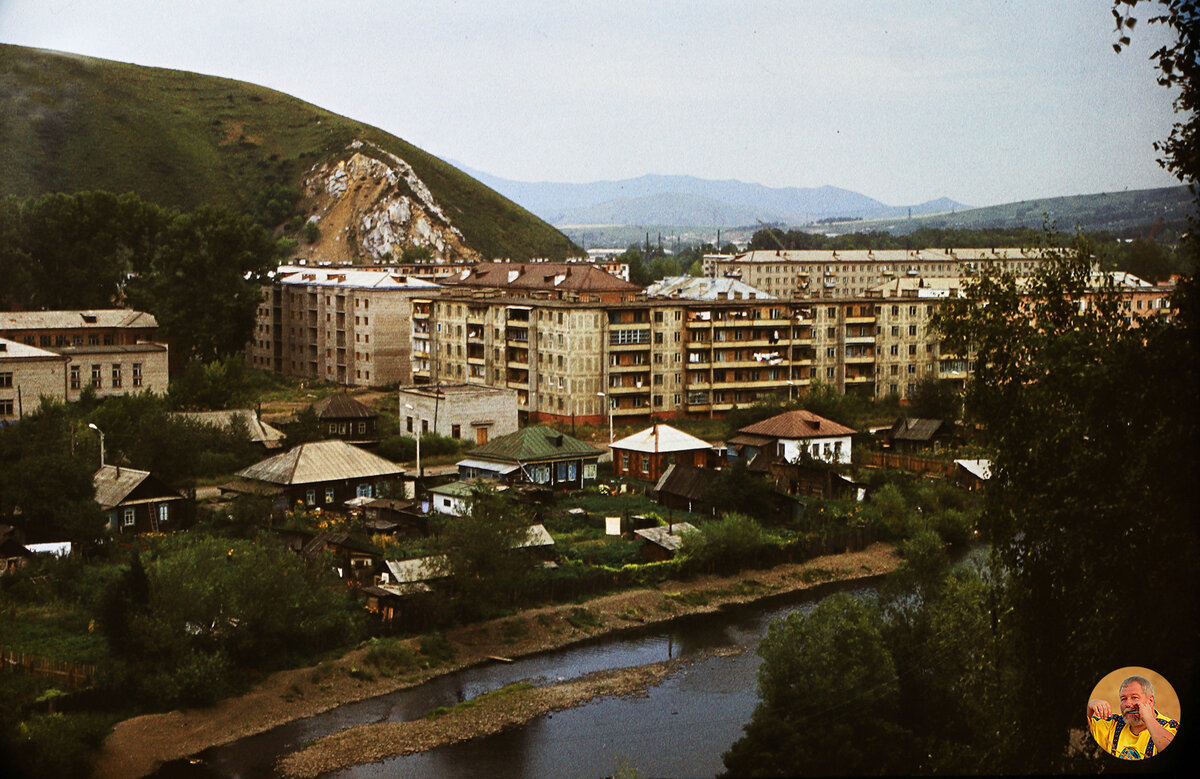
[87,423,105,468]
[596,391,613,445]
[403,402,421,488]
[786,380,796,402]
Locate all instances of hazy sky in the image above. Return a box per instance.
[0,0,1183,207]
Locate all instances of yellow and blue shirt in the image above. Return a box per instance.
[1089,711,1179,760]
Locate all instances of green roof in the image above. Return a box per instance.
[467,426,603,465]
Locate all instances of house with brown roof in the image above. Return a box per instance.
[309,394,380,445]
[728,409,856,466]
[227,439,404,514]
[886,417,952,454]
[93,465,185,534]
[611,424,713,482]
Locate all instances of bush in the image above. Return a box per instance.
[6,712,115,779]
[680,513,772,575]
[363,638,419,674]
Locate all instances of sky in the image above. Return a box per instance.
[0,0,1184,207]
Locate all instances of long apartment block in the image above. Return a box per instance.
[704,247,1047,298]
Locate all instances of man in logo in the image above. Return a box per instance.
[1087,675,1178,759]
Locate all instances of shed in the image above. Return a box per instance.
[634,522,699,563]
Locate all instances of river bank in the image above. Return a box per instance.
[93,543,900,779]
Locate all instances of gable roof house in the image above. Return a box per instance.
[886,417,952,454]
[456,426,603,489]
[610,424,713,482]
[309,393,381,445]
[93,465,185,534]
[172,409,285,450]
[728,410,857,467]
[229,439,404,514]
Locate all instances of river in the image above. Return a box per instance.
[156,578,881,779]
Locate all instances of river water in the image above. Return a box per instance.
[157,578,880,779]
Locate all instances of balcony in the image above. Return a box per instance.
[610,362,650,373]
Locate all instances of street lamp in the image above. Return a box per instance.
[786,380,796,402]
[596,391,613,445]
[87,423,105,468]
[403,402,421,487]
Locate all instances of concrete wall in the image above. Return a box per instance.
[399,384,518,443]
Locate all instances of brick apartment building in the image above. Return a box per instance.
[246,266,440,387]
[0,310,169,415]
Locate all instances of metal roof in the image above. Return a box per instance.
[310,393,379,420]
[467,426,603,465]
[891,417,945,442]
[457,458,520,474]
[645,276,774,301]
[275,266,440,290]
[0,309,158,330]
[93,465,152,509]
[172,409,285,447]
[237,440,403,485]
[737,410,857,440]
[954,459,993,480]
[634,522,699,552]
[610,424,712,455]
[0,338,65,360]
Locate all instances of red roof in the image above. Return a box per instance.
[737,409,856,439]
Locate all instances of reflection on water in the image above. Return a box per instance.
[156,580,879,779]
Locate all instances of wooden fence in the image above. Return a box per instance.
[858,450,957,478]
[0,645,97,688]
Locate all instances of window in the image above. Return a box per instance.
[89,333,100,346]
[325,487,335,503]
[621,452,631,471]
[890,345,898,356]
[476,427,489,445]
[908,325,917,336]
[406,416,413,433]
[306,489,317,505]
[908,364,917,374]
[123,507,136,527]
[111,364,122,388]
[0,399,13,417]
[0,372,11,388]
[452,424,461,439]
[70,365,81,389]
[91,364,102,389]
[422,419,429,434]
[909,344,917,356]
[158,504,169,525]
[328,423,338,435]
[357,422,366,434]
[132,363,143,387]
[357,483,372,498]
[641,455,650,474]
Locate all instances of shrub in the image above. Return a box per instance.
[680,513,772,575]
[363,638,419,674]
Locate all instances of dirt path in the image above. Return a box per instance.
[92,543,900,779]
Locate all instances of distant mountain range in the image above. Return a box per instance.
[452,165,972,227]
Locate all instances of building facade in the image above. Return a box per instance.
[247,267,440,387]
[0,339,68,421]
[398,383,518,445]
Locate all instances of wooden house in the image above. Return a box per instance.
[610,424,713,482]
[93,465,184,534]
[310,393,381,445]
[634,522,699,563]
[228,439,404,515]
[887,417,952,454]
[456,426,602,490]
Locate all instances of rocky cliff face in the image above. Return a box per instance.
[297,140,480,263]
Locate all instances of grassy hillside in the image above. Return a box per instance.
[0,44,579,260]
[819,186,1196,240]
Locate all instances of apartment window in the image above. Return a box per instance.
[111,364,122,388]
[909,306,917,315]
[891,326,899,336]
[91,364,102,389]
[891,305,899,316]
[827,367,835,378]
[69,365,81,390]
[908,364,917,374]
[890,365,899,375]
[132,363,143,387]
[103,333,115,345]
[890,345,899,356]
[909,345,917,356]
[0,399,13,417]
[826,347,836,358]
[88,333,99,346]
[0,372,11,388]
[909,325,918,336]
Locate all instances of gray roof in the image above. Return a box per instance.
[634,522,700,551]
[172,409,285,447]
[93,465,151,509]
[891,417,945,442]
[0,338,65,360]
[645,276,774,300]
[0,309,158,330]
[237,440,403,485]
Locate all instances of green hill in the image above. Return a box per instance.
[0,43,580,260]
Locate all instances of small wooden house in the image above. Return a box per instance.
[310,393,381,445]
[456,426,602,490]
[887,417,952,454]
[634,522,699,563]
[93,465,184,534]
[610,424,713,482]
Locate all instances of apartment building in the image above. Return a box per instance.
[425,272,968,425]
[247,266,440,387]
[0,310,169,402]
[704,248,1047,298]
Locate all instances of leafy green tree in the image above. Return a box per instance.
[722,593,909,777]
[126,205,274,362]
[432,487,532,620]
[906,376,960,423]
[701,461,775,521]
[679,513,771,574]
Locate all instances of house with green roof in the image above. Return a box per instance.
[456,426,603,490]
